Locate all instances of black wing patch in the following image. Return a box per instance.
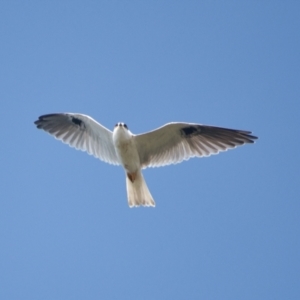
[180,126,201,137]
[71,116,85,129]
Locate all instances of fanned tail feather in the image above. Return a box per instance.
[126,171,155,207]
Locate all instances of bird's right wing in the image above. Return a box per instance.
[34,113,120,165]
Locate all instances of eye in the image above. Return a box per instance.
[115,123,118,127]
[124,124,128,129]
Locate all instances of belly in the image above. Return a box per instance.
[115,141,140,173]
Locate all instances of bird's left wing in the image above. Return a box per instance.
[34,113,120,165]
[135,122,257,168]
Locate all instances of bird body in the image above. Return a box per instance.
[112,123,140,175]
[34,113,257,207]
[112,123,155,207]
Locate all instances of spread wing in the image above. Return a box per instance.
[34,113,120,165]
[135,122,257,168]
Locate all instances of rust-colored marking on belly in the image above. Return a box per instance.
[127,172,137,183]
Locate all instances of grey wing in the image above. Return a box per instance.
[34,113,120,165]
[135,122,258,168]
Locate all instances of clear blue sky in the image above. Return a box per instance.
[1,1,299,299]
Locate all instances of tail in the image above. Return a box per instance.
[126,171,155,207]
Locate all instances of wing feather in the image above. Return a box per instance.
[135,122,257,168]
[34,113,120,165]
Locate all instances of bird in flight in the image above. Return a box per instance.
[34,113,257,207]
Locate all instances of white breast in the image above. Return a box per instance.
[112,127,140,173]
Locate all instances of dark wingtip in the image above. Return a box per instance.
[246,133,258,142]
[34,118,41,127]
[34,114,60,128]
[34,115,44,128]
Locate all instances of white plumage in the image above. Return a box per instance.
[35,113,257,207]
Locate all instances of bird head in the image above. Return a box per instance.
[114,122,128,130]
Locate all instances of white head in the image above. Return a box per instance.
[114,122,128,130]
[113,122,131,144]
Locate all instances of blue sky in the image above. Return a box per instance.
[1,1,299,299]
